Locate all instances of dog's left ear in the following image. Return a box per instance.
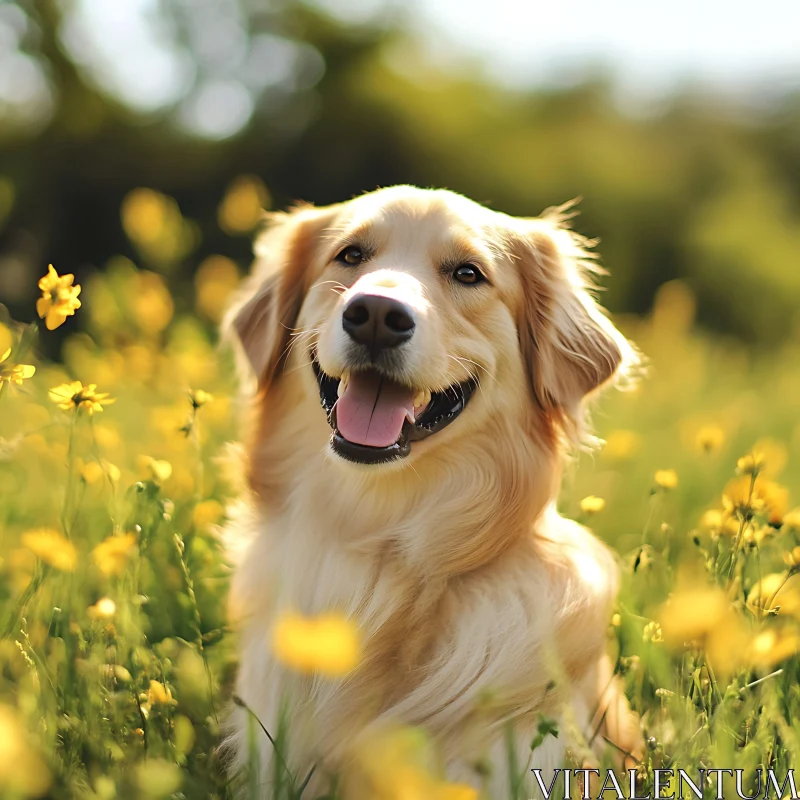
[222,203,339,391]
[513,209,635,437]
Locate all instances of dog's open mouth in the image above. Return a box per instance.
[311,357,478,464]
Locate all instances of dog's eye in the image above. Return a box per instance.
[453,264,485,285]
[335,245,365,266]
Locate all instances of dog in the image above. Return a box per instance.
[222,185,641,797]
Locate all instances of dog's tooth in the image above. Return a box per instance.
[337,372,349,398]
[405,409,415,425]
[414,389,431,409]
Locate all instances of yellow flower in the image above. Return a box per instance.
[783,547,800,569]
[353,725,477,800]
[192,499,224,530]
[194,255,240,322]
[0,704,52,797]
[147,680,177,706]
[657,581,748,676]
[748,627,800,668]
[80,460,105,485]
[738,438,788,479]
[601,429,641,462]
[0,322,11,359]
[434,784,478,800]
[700,509,723,530]
[695,425,725,453]
[654,469,678,490]
[0,332,36,392]
[783,508,800,533]
[36,264,82,330]
[272,611,361,677]
[643,621,664,643]
[747,573,800,618]
[130,271,174,333]
[88,597,117,619]
[138,456,172,483]
[20,528,77,572]
[92,533,137,577]
[189,389,213,409]
[135,759,182,797]
[743,525,774,548]
[218,174,270,235]
[723,476,789,525]
[49,381,115,415]
[81,460,120,485]
[580,495,606,515]
[0,360,35,391]
[698,509,740,537]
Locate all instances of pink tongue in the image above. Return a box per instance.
[335,372,415,448]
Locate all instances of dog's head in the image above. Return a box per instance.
[225,185,634,469]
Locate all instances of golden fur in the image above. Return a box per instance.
[222,185,641,796]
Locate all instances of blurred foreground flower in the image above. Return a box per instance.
[189,389,213,409]
[783,508,800,533]
[600,429,641,461]
[88,597,116,619]
[135,758,182,798]
[747,573,800,618]
[49,381,114,415]
[353,725,477,800]
[0,704,52,797]
[138,456,173,483]
[92,533,137,577]
[657,580,747,676]
[131,271,174,334]
[192,499,224,530]
[36,264,81,330]
[0,322,10,357]
[121,188,196,266]
[80,459,120,485]
[194,255,240,322]
[699,509,739,537]
[696,425,725,453]
[783,547,800,569]
[748,627,800,668]
[0,345,35,393]
[737,439,788,479]
[654,469,679,490]
[580,495,606,515]
[723,476,789,525]
[643,621,664,643]
[272,611,361,677]
[218,174,269,235]
[146,679,177,707]
[21,528,76,572]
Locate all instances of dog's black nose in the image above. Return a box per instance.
[342,294,416,353]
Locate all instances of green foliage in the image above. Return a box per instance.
[1,264,800,797]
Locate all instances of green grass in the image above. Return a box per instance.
[2,276,800,799]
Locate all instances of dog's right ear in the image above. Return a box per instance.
[222,203,339,391]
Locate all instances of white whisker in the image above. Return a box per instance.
[447,354,497,386]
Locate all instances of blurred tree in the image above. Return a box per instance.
[0,0,799,352]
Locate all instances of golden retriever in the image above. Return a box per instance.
[222,185,641,797]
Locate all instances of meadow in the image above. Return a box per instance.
[1,217,800,799]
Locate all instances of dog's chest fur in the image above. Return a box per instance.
[228,469,617,787]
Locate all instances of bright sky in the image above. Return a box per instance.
[414,0,800,81]
[319,0,800,95]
